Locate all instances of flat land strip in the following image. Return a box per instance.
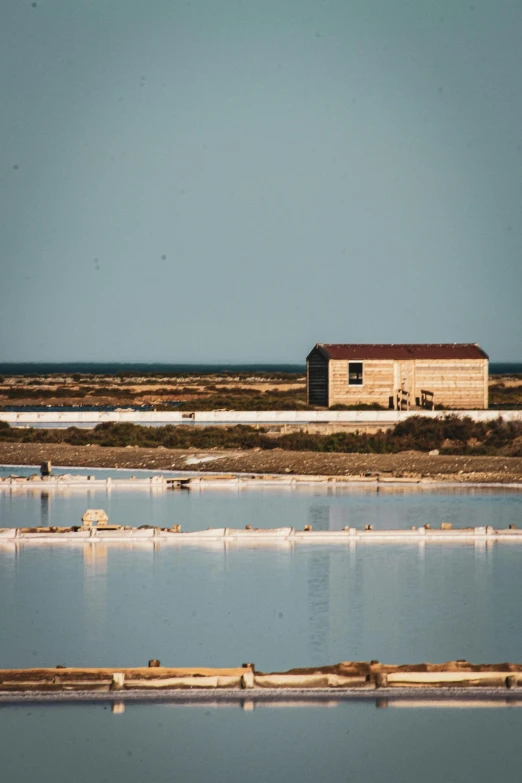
[0,371,307,410]
[1,442,521,483]
[1,370,521,410]
[2,370,522,482]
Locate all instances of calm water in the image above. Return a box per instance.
[2,700,522,783]
[1,485,522,669]
[1,468,522,532]
[0,465,191,479]
[2,480,522,781]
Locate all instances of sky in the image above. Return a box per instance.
[1,0,521,363]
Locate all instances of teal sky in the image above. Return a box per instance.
[1,0,521,362]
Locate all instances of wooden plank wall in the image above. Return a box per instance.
[329,360,395,408]
[414,359,488,409]
[327,358,488,409]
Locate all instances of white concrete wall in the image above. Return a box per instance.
[193,410,522,424]
[2,525,522,543]
[0,410,184,424]
[1,409,522,425]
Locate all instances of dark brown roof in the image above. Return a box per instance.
[310,344,489,361]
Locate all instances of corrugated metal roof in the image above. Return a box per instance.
[312,344,489,360]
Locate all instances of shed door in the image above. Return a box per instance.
[307,350,329,407]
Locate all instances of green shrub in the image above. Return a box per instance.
[0,415,521,456]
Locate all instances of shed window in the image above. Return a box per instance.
[348,362,363,385]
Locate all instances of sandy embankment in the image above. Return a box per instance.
[1,442,522,484]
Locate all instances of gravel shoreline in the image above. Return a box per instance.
[1,443,522,484]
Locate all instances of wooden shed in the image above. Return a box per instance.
[306,344,489,410]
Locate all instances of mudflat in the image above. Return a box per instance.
[1,442,522,484]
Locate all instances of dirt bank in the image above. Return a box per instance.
[1,443,522,484]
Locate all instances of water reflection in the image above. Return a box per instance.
[40,491,50,527]
[83,544,108,656]
[3,696,522,783]
[307,504,330,529]
[130,695,522,710]
[307,553,330,657]
[1,487,522,672]
[388,699,522,709]
[2,482,522,532]
[1,539,519,671]
[2,695,521,712]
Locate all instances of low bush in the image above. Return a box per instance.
[0,415,521,455]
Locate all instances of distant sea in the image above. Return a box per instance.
[0,363,306,375]
[0,362,520,375]
[489,363,522,375]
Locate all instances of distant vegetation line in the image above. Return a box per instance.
[0,416,521,456]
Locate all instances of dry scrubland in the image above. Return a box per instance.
[1,416,522,457]
[1,415,522,483]
[1,371,522,482]
[0,371,307,410]
[0,370,521,410]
